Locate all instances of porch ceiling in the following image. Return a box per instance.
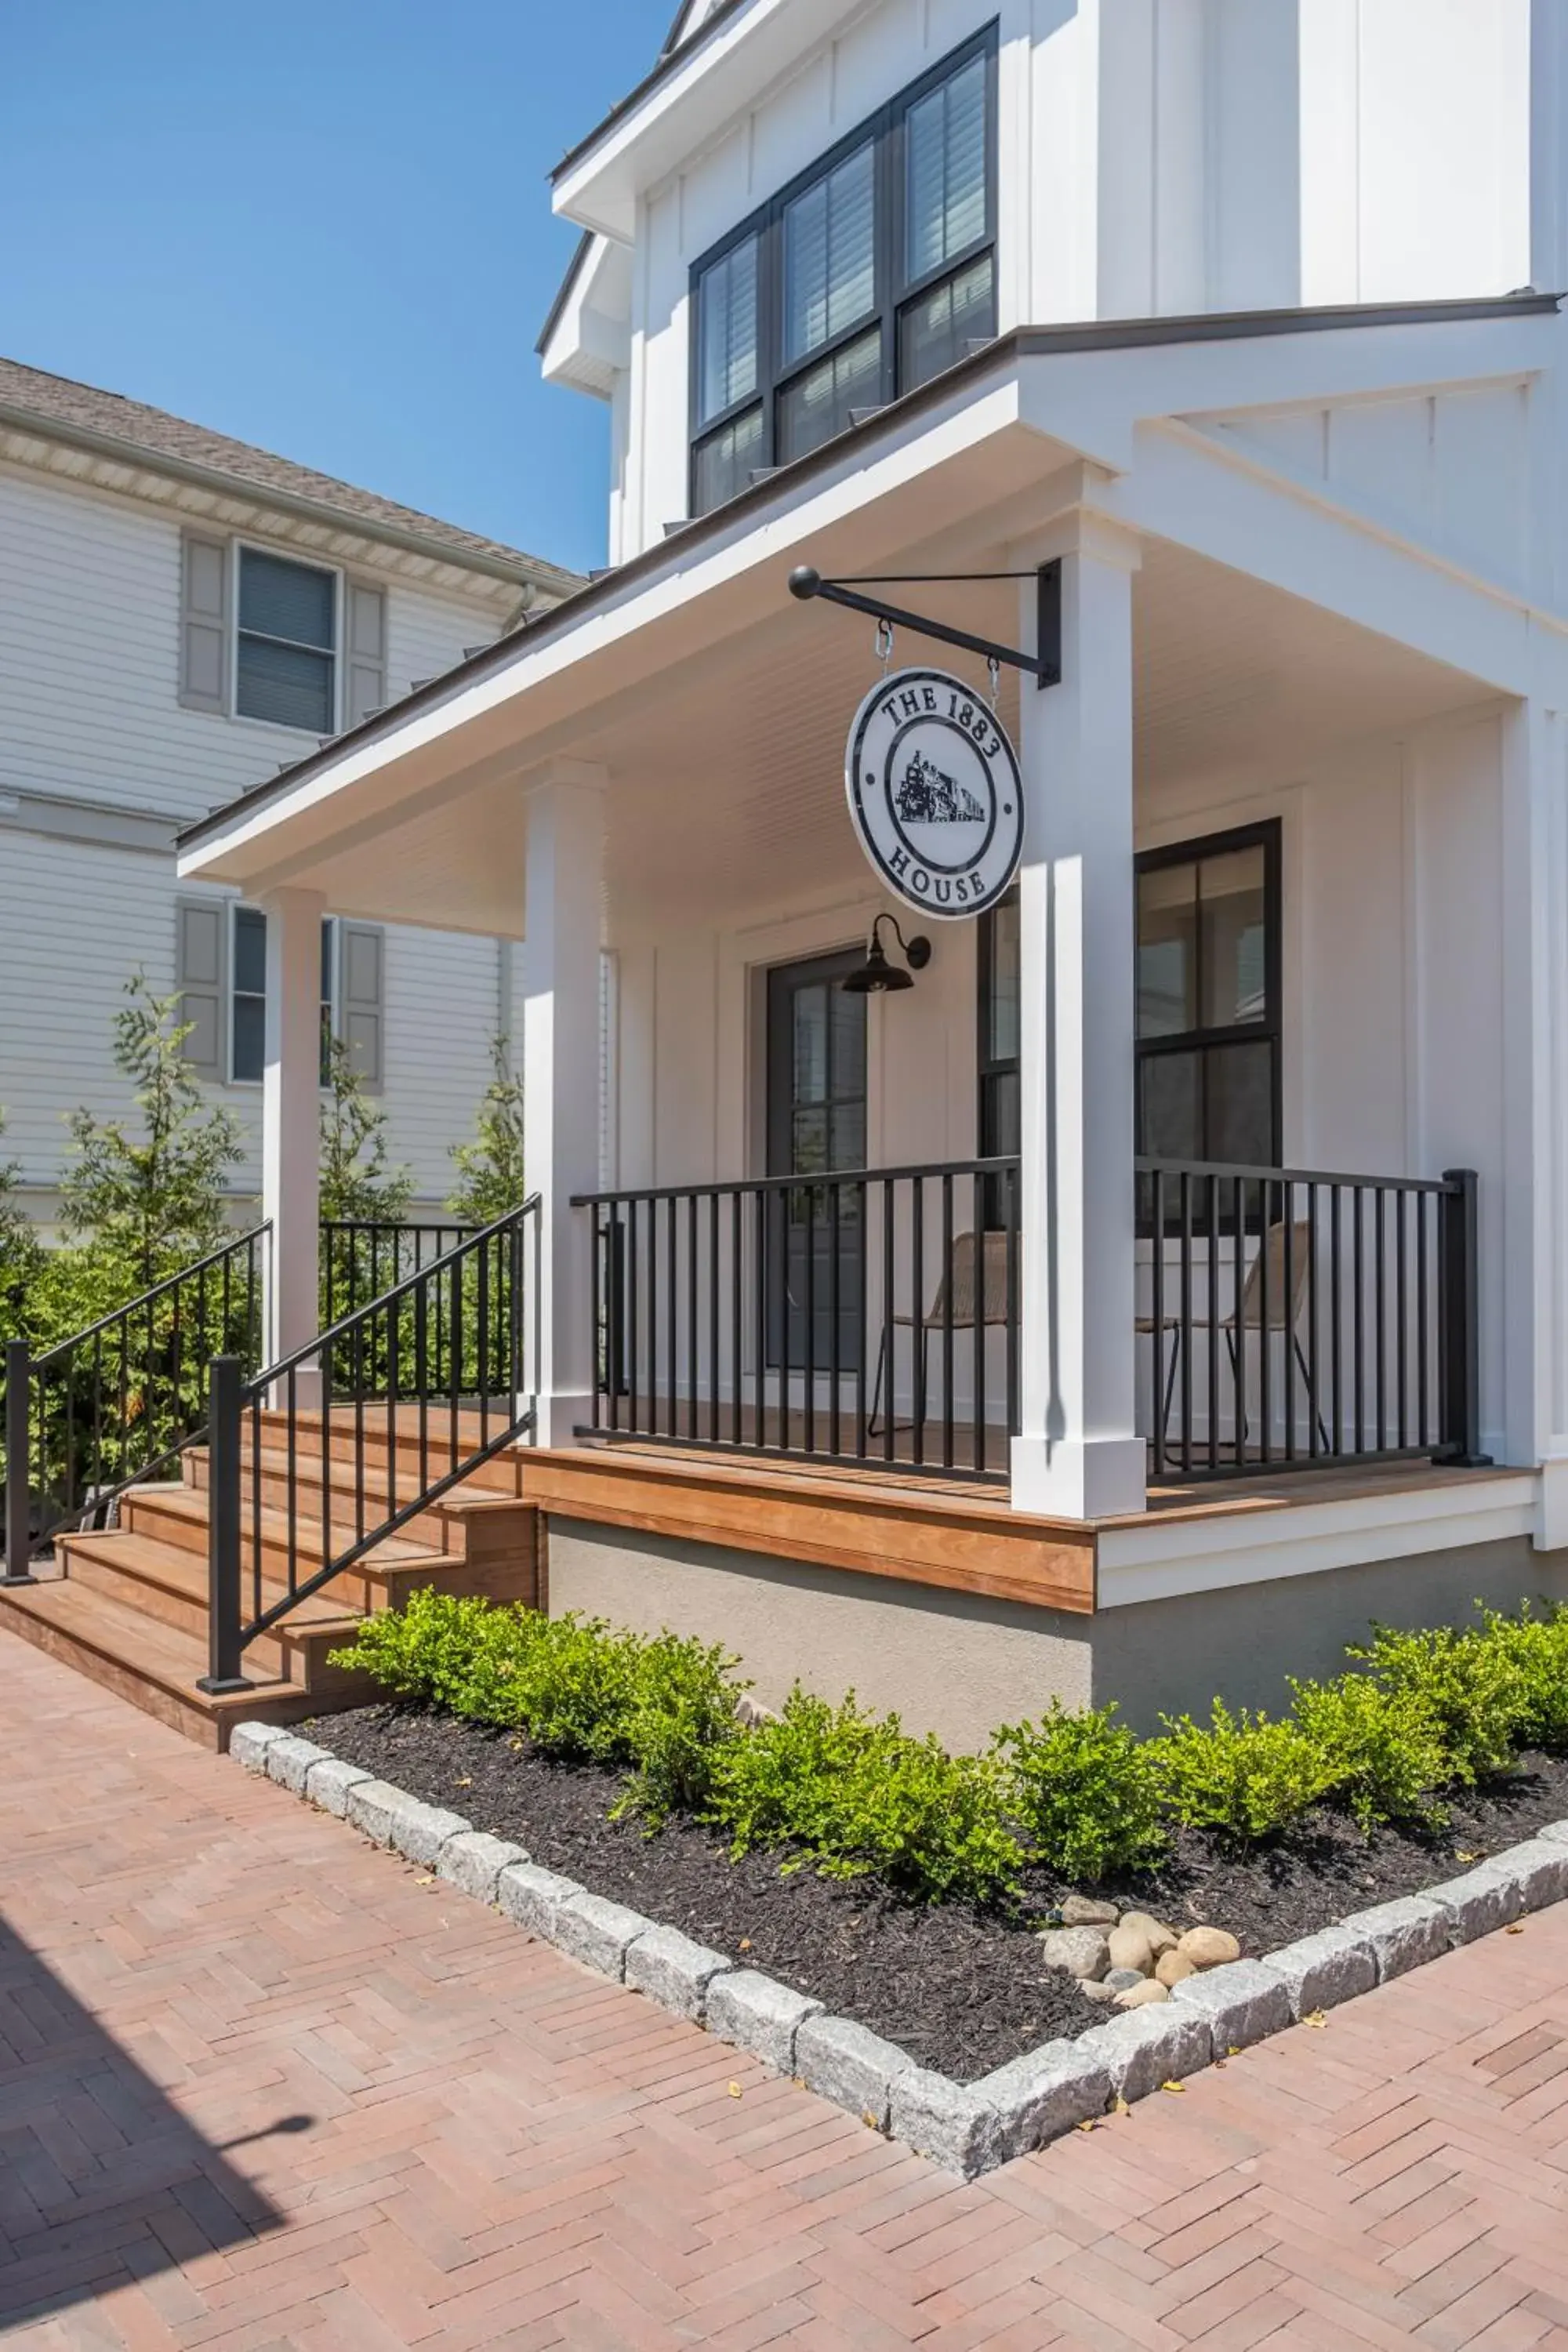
[211,534,1488,942]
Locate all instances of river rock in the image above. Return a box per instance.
[1061,1895,1120,1929]
[1103,1967,1145,1993]
[1080,1979,1119,2003]
[1114,1978,1171,2009]
[1119,1911,1178,1957]
[1038,1927,1110,1980]
[1106,1925,1156,1976]
[1178,1926,1243,1970]
[1156,1950,1199,1987]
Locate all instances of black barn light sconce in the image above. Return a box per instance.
[841,913,932,996]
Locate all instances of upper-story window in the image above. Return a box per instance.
[690,27,997,517]
[179,531,387,736]
[236,550,336,733]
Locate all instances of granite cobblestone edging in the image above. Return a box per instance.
[228,1720,1568,2180]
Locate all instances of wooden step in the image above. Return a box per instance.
[60,1527,366,1680]
[124,1478,455,1582]
[176,1450,543,1606]
[0,1577,356,1751]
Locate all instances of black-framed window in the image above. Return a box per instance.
[975,822,1283,1214]
[1135,821,1282,1169]
[977,885,1020,1227]
[689,25,998,516]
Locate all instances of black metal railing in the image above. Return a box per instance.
[321,1221,477,1327]
[574,1160,1021,1482]
[200,1195,541,1690]
[1137,1158,1483,1479]
[2,1225,270,1584]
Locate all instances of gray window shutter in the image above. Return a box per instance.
[340,922,385,1089]
[180,532,230,712]
[176,897,228,1077]
[344,581,387,728]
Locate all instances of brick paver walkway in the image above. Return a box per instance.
[4,1639,1568,2349]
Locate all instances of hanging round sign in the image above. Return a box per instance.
[844,666,1023,920]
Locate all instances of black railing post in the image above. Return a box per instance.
[3,1338,35,1584]
[1438,1168,1490,1467]
[198,1356,250,1693]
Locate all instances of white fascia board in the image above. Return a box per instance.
[177,369,1031,884]
[553,0,852,241]
[1097,1471,1539,1609]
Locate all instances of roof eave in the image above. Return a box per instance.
[0,394,581,598]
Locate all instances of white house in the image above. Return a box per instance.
[0,358,579,1225]
[14,0,1568,1748]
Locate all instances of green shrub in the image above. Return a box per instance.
[992,1702,1166,1879]
[332,1595,742,1825]
[1152,1700,1333,1842]
[329,1588,521,1713]
[707,1686,1023,1906]
[613,1632,744,1827]
[1287,1670,1450,1831]
[1350,1621,1527,1785]
[1474,1602,1568,1753]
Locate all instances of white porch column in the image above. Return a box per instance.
[1011,516,1146,1520]
[260,886,325,1377]
[522,765,606,1448]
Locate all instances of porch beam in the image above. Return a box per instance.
[260,885,325,1383]
[1011,514,1147,1521]
[523,763,607,1447]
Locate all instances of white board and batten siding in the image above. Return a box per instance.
[0,453,521,1210]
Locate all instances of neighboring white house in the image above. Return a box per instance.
[0,358,579,1224]
[165,0,1568,1737]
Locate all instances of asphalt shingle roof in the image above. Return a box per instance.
[0,354,575,588]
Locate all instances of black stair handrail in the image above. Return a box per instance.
[199,1194,542,1693]
[2,1223,271,1584]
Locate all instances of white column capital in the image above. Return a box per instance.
[256,882,327,919]
[1016,507,1143,577]
[522,759,611,803]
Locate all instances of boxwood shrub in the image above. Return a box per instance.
[333,1593,1568,1907]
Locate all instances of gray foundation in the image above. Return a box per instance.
[544,1517,1565,1747]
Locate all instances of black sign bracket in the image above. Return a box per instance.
[789,560,1061,688]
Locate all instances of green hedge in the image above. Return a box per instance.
[330,1595,1568,1907]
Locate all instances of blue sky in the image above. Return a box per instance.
[2,2,668,577]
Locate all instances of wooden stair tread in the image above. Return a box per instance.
[61,1529,368,1635]
[0,1578,301,1709]
[198,1443,535,1519]
[133,1481,452,1567]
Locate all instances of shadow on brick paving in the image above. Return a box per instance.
[0,1915,297,2326]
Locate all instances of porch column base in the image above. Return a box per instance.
[1010,1433,1146,1523]
[267,1365,322,1414]
[530,1390,595,1451]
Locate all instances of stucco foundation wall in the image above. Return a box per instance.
[543,1518,1092,1751]
[1094,1537,1568,1730]
[545,1516,1568,1748]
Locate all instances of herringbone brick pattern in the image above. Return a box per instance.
[3,1637,1568,2348]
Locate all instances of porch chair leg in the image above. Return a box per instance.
[1293,1334,1332,1453]
[1160,1325,1181,1449]
[1225,1327,1246,1461]
[868,1330,889,1438]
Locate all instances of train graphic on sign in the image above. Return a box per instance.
[891,751,986,826]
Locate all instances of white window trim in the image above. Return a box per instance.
[229,539,344,737]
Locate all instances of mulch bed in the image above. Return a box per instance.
[320,1704,1568,2084]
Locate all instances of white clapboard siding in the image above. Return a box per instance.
[0,829,508,1204]
[0,460,502,822]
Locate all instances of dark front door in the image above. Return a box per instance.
[766,951,866,1374]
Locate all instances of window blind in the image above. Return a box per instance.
[783,140,875,363]
[906,53,988,282]
[698,235,760,423]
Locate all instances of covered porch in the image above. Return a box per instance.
[173,308,1555,1564]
